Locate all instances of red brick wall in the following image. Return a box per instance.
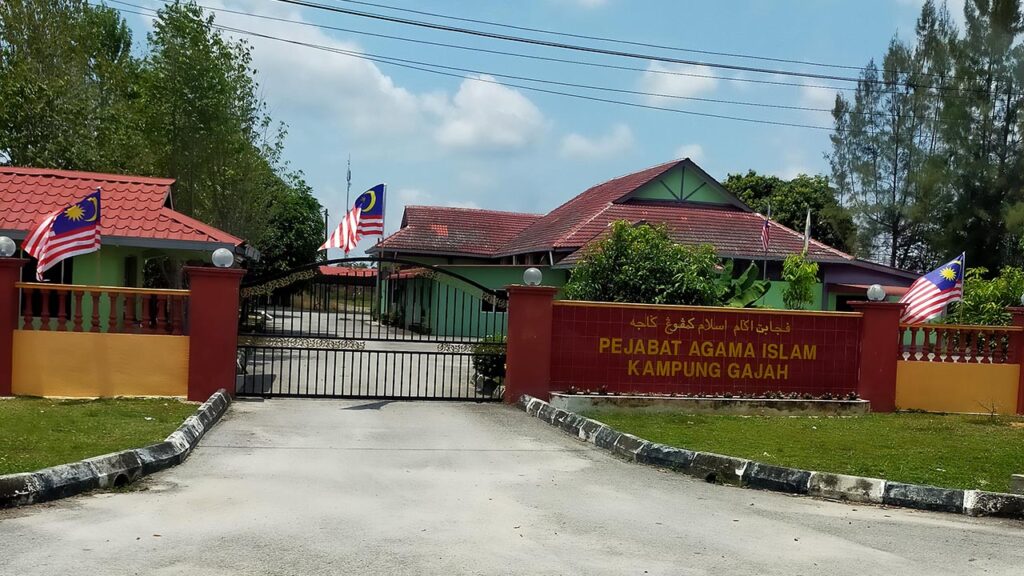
[550,301,861,396]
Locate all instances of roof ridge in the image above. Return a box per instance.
[503,159,681,255]
[570,158,681,196]
[0,166,176,186]
[406,205,543,217]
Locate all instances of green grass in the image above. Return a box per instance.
[0,398,197,475]
[583,411,1024,492]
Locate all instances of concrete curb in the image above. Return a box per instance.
[0,390,231,509]
[517,394,1024,520]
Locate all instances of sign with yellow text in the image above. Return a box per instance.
[550,302,861,396]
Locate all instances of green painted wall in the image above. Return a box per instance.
[386,266,565,338]
[630,164,734,205]
[760,280,825,311]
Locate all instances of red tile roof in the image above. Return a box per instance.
[376,159,857,266]
[375,205,542,257]
[0,167,242,246]
[504,159,680,254]
[556,203,852,267]
[318,265,377,278]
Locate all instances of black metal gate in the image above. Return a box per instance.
[235,258,508,401]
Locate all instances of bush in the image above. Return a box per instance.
[472,335,507,380]
[946,266,1024,325]
[564,221,721,305]
[781,253,819,310]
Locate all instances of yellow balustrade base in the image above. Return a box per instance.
[896,361,1019,415]
[12,330,189,397]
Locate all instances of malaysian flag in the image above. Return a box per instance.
[760,217,770,252]
[353,184,385,236]
[23,189,101,281]
[320,206,362,254]
[899,253,965,324]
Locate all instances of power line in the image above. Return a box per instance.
[109,0,863,95]
[112,0,955,122]
[107,1,841,114]
[107,3,838,131]
[269,0,873,85]
[268,0,1003,98]
[328,0,866,72]
[118,0,1000,105]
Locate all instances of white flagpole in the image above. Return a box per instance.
[803,207,811,255]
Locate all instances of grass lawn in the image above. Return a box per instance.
[584,411,1024,492]
[0,398,197,476]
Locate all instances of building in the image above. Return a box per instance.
[0,167,254,286]
[371,159,916,335]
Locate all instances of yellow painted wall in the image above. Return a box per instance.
[896,361,1020,415]
[12,331,189,397]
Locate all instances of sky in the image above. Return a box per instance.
[113,0,965,255]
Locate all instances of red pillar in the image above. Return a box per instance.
[504,285,558,404]
[185,266,245,402]
[0,258,27,397]
[849,301,905,413]
[1008,307,1024,415]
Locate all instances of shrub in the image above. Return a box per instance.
[472,335,507,380]
[781,253,819,310]
[564,221,721,305]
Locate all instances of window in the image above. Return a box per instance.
[481,289,508,312]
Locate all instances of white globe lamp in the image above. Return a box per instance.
[211,248,234,268]
[866,284,886,302]
[0,236,15,258]
[523,267,543,286]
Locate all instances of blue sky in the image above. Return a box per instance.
[116,0,962,254]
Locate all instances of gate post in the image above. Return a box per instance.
[185,266,245,402]
[1008,307,1024,415]
[849,301,904,413]
[504,285,558,404]
[0,258,27,397]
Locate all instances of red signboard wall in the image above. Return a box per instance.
[550,301,862,396]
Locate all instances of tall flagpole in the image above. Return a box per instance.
[345,155,352,211]
[763,202,770,283]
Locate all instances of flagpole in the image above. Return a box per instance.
[345,155,352,212]
[375,183,387,324]
[763,202,770,283]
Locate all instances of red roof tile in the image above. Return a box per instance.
[503,159,680,254]
[376,206,542,257]
[0,167,242,246]
[318,265,377,278]
[556,203,852,267]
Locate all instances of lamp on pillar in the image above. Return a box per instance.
[0,237,27,397]
[849,296,905,413]
[184,251,246,401]
[504,274,558,404]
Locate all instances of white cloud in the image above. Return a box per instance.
[190,3,545,155]
[674,144,704,162]
[639,62,718,105]
[559,123,635,159]
[800,84,839,111]
[431,75,545,151]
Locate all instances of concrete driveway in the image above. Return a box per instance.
[1,400,1021,575]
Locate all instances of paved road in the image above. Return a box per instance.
[1,401,1021,575]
